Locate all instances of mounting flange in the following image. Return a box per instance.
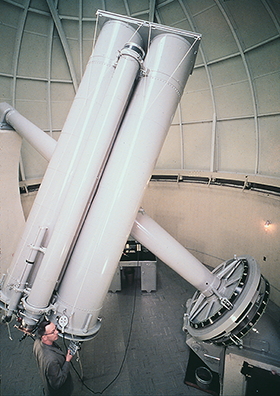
[183,256,270,346]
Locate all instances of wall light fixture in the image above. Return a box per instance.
[264,220,271,230]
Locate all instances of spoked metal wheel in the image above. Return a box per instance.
[184,256,270,346]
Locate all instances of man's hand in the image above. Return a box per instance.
[66,349,73,362]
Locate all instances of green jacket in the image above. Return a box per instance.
[33,339,73,396]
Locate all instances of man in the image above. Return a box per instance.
[33,320,74,396]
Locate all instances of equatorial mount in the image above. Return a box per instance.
[183,256,270,346]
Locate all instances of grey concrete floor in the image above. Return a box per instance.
[1,261,206,396]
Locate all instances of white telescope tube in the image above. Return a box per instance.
[1,100,218,299]
[1,20,140,319]
[0,102,56,161]
[131,210,219,296]
[52,33,198,339]
[25,42,144,315]
[6,226,48,313]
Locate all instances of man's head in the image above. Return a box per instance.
[38,320,59,345]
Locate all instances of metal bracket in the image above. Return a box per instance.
[211,287,233,310]
[58,312,69,333]
[0,121,14,130]
[230,334,244,348]
[140,67,150,77]
[28,244,47,255]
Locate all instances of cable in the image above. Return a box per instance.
[64,280,138,394]
[6,321,13,341]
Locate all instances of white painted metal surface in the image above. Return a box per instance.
[0,10,270,354]
[183,256,269,345]
[25,38,144,318]
[0,102,56,161]
[1,19,143,320]
[131,209,219,295]
[51,31,198,338]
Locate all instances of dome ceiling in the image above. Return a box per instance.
[0,0,279,184]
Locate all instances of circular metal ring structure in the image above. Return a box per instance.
[121,42,145,63]
[184,256,270,346]
[123,42,145,58]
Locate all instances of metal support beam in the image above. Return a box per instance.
[46,0,79,92]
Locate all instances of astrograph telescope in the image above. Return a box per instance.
[0,10,269,354]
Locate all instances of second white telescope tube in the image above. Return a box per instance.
[52,33,198,339]
[25,41,145,315]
